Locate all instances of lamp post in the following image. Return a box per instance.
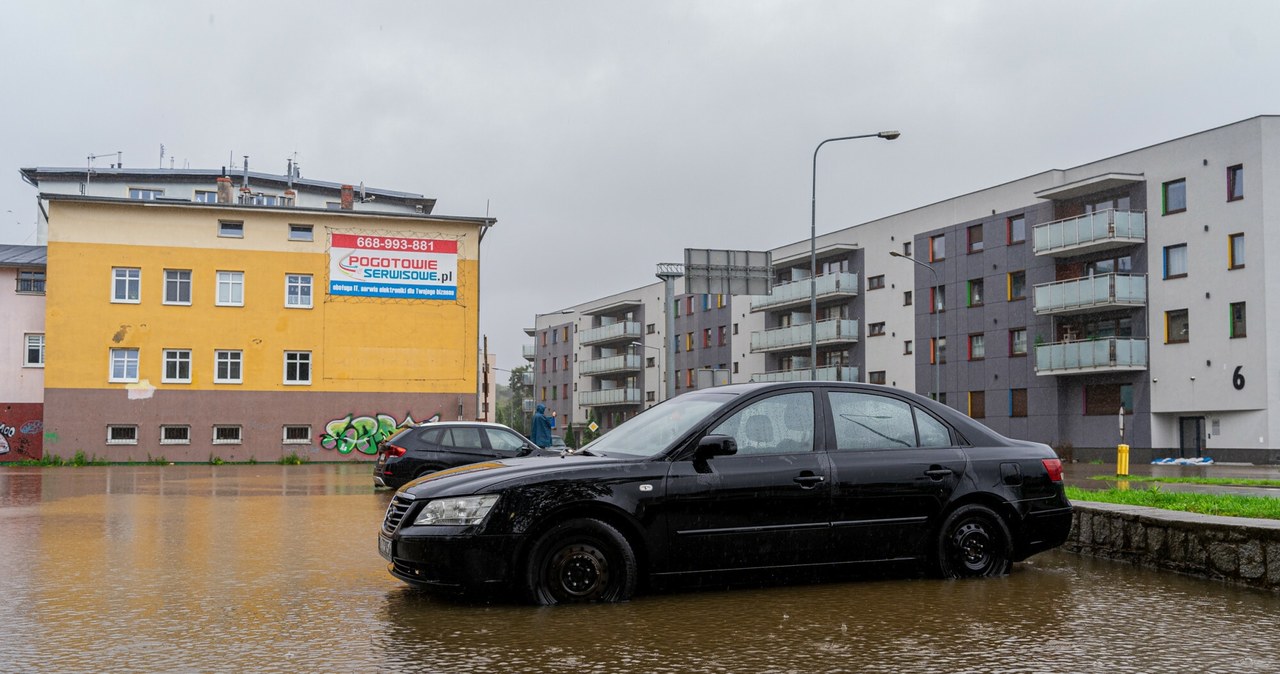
[810,130,900,378]
[631,341,662,404]
[889,250,940,401]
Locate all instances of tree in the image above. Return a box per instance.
[496,364,533,433]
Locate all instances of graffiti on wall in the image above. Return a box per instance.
[319,412,442,455]
[0,404,44,461]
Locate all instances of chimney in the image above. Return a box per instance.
[340,184,354,210]
[216,176,234,204]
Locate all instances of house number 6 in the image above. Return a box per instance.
[1233,366,1245,390]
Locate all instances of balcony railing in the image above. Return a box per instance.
[750,319,859,353]
[522,344,537,360]
[750,272,859,312]
[580,354,643,376]
[1033,209,1146,257]
[1035,337,1148,375]
[579,321,642,346]
[1033,273,1147,315]
[751,365,859,383]
[580,387,642,407]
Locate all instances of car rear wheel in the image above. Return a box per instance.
[935,504,1012,578]
[524,518,637,605]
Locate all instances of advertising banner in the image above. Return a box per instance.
[329,233,459,300]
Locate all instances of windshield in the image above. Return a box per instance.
[581,391,737,458]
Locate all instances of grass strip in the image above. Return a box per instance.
[1066,486,1280,520]
[1086,474,1280,488]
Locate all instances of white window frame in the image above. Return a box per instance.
[163,269,192,305]
[194,190,218,203]
[109,348,139,383]
[283,425,312,444]
[162,349,192,384]
[24,333,44,367]
[112,267,141,303]
[107,425,139,445]
[214,350,243,384]
[129,188,163,200]
[289,224,314,242]
[218,221,244,238]
[213,425,243,445]
[285,274,313,308]
[160,425,191,445]
[283,351,312,385]
[216,271,244,307]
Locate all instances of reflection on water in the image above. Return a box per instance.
[1,464,1278,673]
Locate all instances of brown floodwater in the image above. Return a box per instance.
[2,464,1278,673]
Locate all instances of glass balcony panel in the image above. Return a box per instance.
[1032,209,1146,256]
[750,272,859,312]
[579,387,642,407]
[1034,337,1148,375]
[522,344,537,360]
[580,354,644,376]
[750,319,859,352]
[579,321,642,346]
[1033,274,1147,315]
[752,366,858,382]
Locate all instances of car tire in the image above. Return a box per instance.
[523,518,637,605]
[935,504,1013,578]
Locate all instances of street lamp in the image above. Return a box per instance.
[631,341,662,404]
[810,130,900,378]
[889,250,940,401]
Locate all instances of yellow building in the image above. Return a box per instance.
[41,190,493,462]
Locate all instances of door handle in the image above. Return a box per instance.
[793,473,825,488]
[924,468,953,480]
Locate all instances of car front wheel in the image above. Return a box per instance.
[935,504,1012,578]
[523,518,637,605]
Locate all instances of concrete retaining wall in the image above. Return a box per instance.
[1066,502,1280,592]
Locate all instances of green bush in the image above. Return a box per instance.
[277,452,308,465]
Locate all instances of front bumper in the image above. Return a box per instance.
[382,527,522,590]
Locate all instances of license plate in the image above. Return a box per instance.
[378,535,394,561]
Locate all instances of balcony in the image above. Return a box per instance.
[579,321,642,346]
[750,272,859,313]
[1035,337,1148,376]
[752,366,859,383]
[1033,274,1147,316]
[751,319,859,353]
[580,387,642,407]
[1033,209,1145,257]
[580,354,644,376]
[522,344,537,360]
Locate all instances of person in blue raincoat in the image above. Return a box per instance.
[531,403,557,448]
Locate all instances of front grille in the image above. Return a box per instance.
[382,493,415,535]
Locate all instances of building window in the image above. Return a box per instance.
[112,267,141,303]
[903,241,912,256]
[160,425,191,445]
[686,333,694,351]
[1163,244,1188,279]
[685,297,693,314]
[1007,214,1026,244]
[929,234,945,262]
[1228,164,1244,201]
[217,271,245,306]
[1085,383,1133,416]
[646,391,656,402]
[1166,309,1190,344]
[867,275,885,290]
[24,333,44,367]
[563,355,569,370]
[163,349,191,383]
[646,357,655,368]
[213,425,243,445]
[1163,178,1186,215]
[219,221,244,238]
[968,391,986,419]
[686,369,694,388]
[164,269,192,305]
[869,322,886,337]
[718,325,727,346]
[869,371,886,385]
[285,274,312,308]
[107,425,139,445]
[703,328,712,348]
[904,340,913,355]
[215,350,243,383]
[129,188,163,200]
[967,224,983,253]
[968,334,985,360]
[1008,271,1026,301]
[1010,328,1027,356]
[930,285,945,313]
[931,336,947,364]
[283,425,312,444]
[109,348,139,382]
[1228,233,1245,269]
[646,323,656,334]
[903,290,912,306]
[289,224,314,241]
[194,190,218,203]
[1230,302,1246,338]
[1010,389,1028,418]
[16,270,45,294]
[967,279,984,307]
[284,351,312,384]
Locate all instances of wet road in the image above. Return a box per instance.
[2,464,1279,673]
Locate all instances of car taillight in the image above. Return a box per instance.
[1042,458,1064,483]
[385,444,407,458]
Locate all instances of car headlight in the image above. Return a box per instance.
[413,494,500,526]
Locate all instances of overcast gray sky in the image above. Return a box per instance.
[4,1,1280,373]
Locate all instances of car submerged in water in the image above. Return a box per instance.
[378,382,1072,604]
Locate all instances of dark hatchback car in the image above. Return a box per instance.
[378,382,1072,604]
[373,421,552,489]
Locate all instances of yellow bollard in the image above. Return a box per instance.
[1116,443,1130,477]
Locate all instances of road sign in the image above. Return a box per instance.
[588,421,599,432]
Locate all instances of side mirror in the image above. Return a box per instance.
[695,434,737,460]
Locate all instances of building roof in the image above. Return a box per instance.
[0,244,47,268]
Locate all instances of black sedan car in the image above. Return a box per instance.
[378,382,1072,604]
[373,421,552,489]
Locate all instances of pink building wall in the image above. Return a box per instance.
[1,267,44,460]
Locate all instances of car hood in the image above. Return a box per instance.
[399,454,628,498]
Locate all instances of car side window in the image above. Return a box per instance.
[915,409,953,447]
[486,429,526,452]
[709,392,814,456]
[419,428,443,445]
[444,427,484,449]
[828,391,917,450]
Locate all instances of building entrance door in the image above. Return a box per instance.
[1178,416,1205,458]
